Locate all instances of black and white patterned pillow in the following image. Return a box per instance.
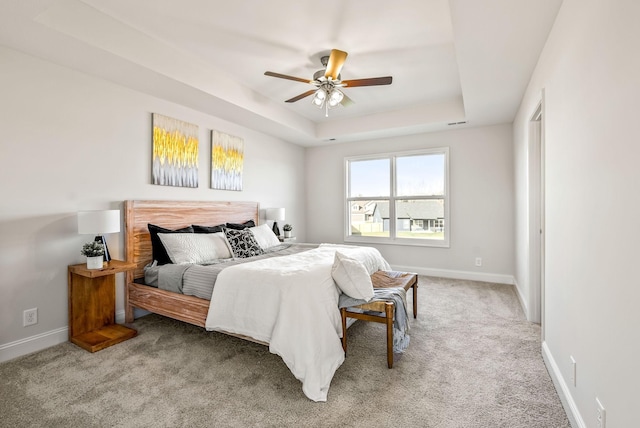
[224,228,265,258]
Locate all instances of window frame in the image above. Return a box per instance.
[344,147,450,248]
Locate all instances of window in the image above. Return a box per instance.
[345,148,449,247]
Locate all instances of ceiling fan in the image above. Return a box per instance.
[264,49,393,117]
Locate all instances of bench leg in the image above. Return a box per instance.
[385,302,394,369]
[412,282,418,319]
[340,308,347,355]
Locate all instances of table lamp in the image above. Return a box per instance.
[77,210,121,262]
[266,208,285,236]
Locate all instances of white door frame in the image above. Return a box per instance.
[528,90,546,339]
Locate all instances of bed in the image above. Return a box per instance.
[123,200,391,401]
[124,200,260,332]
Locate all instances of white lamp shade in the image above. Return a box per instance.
[266,208,285,222]
[78,210,121,234]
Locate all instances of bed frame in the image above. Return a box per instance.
[123,200,259,329]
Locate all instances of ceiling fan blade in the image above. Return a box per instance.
[324,49,348,80]
[340,93,355,107]
[342,76,393,87]
[285,90,316,103]
[264,71,312,84]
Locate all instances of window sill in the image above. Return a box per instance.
[344,236,450,248]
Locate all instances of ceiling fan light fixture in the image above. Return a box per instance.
[328,88,344,108]
[312,88,326,107]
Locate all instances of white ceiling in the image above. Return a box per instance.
[0,0,563,146]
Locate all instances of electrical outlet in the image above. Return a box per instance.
[596,397,606,428]
[570,356,576,386]
[475,257,482,267]
[23,308,38,326]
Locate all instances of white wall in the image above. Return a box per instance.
[0,47,305,357]
[305,124,515,282]
[513,0,640,426]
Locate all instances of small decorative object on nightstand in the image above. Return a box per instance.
[81,241,105,269]
[283,223,293,238]
[68,259,137,352]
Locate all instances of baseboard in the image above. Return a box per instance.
[541,341,585,428]
[391,264,514,285]
[512,278,531,320]
[0,327,68,363]
[1,310,143,363]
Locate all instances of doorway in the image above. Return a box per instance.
[529,94,545,339]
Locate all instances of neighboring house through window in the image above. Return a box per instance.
[345,148,449,247]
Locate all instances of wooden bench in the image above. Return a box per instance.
[340,271,418,368]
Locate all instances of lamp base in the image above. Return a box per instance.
[94,235,112,262]
[272,222,281,237]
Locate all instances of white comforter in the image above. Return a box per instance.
[204,244,391,401]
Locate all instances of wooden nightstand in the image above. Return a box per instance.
[68,260,137,352]
[278,236,297,242]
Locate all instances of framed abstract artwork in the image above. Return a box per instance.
[152,113,199,188]
[211,130,244,191]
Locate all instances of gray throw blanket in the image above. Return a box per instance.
[339,287,410,353]
[144,260,190,294]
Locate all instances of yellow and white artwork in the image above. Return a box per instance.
[211,130,244,191]
[152,113,199,188]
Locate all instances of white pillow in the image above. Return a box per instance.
[249,223,281,249]
[331,251,375,301]
[158,232,232,264]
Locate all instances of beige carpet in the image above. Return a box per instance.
[0,277,570,427]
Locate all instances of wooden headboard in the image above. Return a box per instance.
[124,200,259,281]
